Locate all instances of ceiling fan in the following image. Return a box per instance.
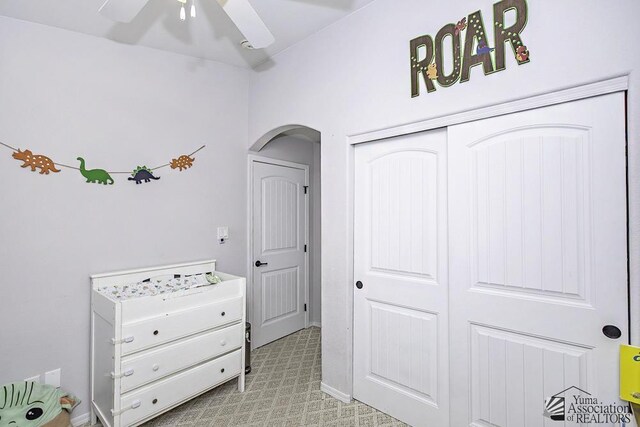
[98,0,275,49]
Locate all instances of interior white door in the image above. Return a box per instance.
[353,129,449,427]
[448,93,628,427]
[252,160,307,348]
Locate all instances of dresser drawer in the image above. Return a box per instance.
[120,350,242,427]
[120,296,242,355]
[120,275,245,324]
[120,323,244,392]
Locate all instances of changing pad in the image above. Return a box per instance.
[97,273,222,301]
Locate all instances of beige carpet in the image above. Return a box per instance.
[137,327,407,426]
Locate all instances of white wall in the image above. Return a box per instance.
[0,16,249,417]
[254,135,321,326]
[248,0,640,397]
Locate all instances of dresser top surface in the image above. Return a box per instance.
[95,273,228,301]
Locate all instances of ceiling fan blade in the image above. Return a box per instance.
[216,0,275,49]
[98,0,151,23]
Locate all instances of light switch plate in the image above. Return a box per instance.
[217,226,229,244]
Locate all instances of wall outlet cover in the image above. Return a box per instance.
[44,369,61,388]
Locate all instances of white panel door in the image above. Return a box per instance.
[449,93,628,427]
[252,161,307,348]
[354,129,449,427]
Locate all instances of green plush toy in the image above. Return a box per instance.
[0,382,79,427]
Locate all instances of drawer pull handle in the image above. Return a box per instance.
[221,312,226,316]
[221,368,225,373]
[152,399,158,405]
[152,364,160,372]
[110,399,141,416]
[220,340,226,346]
[153,330,159,336]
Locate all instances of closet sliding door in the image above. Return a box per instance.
[352,93,627,426]
[448,93,628,427]
[353,129,449,427]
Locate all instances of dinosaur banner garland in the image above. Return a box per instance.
[1,141,205,186]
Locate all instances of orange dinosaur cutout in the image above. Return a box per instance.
[170,155,195,171]
[12,149,61,174]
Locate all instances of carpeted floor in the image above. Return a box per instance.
[134,326,407,426]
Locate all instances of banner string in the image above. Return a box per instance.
[0,141,18,152]
[0,141,206,175]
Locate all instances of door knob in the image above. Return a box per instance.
[602,325,622,339]
[255,260,268,267]
[356,281,363,289]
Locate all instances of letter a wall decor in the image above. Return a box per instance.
[410,0,530,97]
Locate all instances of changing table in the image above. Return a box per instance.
[90,259,245,427]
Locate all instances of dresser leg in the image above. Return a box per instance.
[90,406,98,426]
[237,373,245,392]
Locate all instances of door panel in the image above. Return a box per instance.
[252,161,307,348]
[470,127,592,303]
[262,177,299,252]
[449,93,628,427]
[469,324,589,427]
[353,129,448,427]
[369,301,438,401]
[261,267,299,325]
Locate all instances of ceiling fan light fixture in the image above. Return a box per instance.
[99,0,274,46]
[177,0,187,20]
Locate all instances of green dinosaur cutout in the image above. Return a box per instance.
[77,157,114,185]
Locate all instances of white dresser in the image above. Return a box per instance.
[90,260,245,427]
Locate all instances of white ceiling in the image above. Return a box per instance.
[0,0,376,68]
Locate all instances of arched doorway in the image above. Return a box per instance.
[247,125,321,349]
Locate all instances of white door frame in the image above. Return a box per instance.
[345,75,632,402]
[247,154,310,349]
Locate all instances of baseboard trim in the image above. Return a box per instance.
[71,412,90,426]
[320,382,351,403]
[309,322,321,328]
